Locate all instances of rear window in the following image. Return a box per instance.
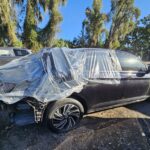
[84,51,119,79]
[13,49,29,56]
[0,50,11,56]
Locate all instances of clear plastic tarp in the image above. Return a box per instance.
[0,48,121,104]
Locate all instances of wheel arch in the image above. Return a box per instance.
[44,93,88,116]
[69,93,88,114]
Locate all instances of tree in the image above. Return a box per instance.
[0,0,67,51]
[39,0,67,47]
[120,14,150,60]
[10,0,66,51]
[0,0,22,46]
[82,0,107,47]
[72,22,88,48]
[23,0,41,51]
[105,0,140,49]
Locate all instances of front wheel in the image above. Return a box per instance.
[46,98,84,133]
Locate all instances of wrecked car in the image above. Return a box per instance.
[0,47,150,133]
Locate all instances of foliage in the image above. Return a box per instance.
[23,0,41,51]
[0,0,22,47]
[72,28,88,48]
[53,39,72,48]
[0,0,66,52]
[105,0,140,49]
[39,0,67,47]
[120,15,150,60]
[18,0,67,51]
[81,0,107,47]
[74,0,140,50]
[0,0,148,54]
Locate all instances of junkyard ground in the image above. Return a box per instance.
[1,100,150,150]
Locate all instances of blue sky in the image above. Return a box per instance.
[39,0,150,41]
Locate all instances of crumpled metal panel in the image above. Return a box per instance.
[0,48,121,104]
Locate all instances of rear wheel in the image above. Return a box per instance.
[46,98,84,133]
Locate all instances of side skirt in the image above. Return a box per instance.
[87,96,149,114]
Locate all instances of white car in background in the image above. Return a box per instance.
[0,47,32,66]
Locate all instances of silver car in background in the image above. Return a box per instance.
[0,47,32,66]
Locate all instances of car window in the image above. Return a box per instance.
[0,50,11,56]
[116,51,147,71]
[13,49,29,56]
[84,51,119,79]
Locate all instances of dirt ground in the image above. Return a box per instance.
[1,100,150,150]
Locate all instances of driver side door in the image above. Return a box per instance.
[116,51,150,100]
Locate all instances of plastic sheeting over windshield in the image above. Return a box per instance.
[0,48,121,104]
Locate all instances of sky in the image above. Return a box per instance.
[39,0,150,41]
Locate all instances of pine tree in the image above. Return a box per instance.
[83,0,107,47]
[105,0,140,49]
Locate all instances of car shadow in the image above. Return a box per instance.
[63,100,150,150]
[80,100,150,129]
[126,99,150,116]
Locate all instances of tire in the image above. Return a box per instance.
[46,98,84,133]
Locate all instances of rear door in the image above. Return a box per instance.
[80,50,124,110]
[116,51,150,99]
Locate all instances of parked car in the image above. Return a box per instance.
[0,47,32,66]
[0,48,150,133]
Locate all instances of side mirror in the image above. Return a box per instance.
[137,65,150,77]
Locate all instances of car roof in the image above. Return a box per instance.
[70,48,110,53]
[70,48,126,54]
[77,48,109,51]
[0,47,29,51]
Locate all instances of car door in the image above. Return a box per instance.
[79,50,124,110]
[116,51,150,100]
